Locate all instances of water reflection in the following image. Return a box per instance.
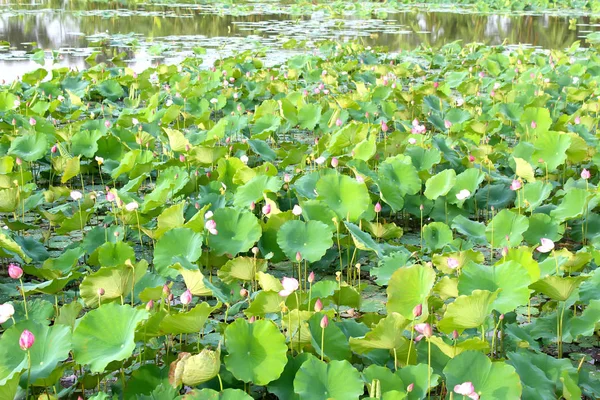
[0,0,598,80]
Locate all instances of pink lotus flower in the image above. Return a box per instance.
[8,263,23,279]
[279,277,299,297]
[412,304,422,318]
[180,289,192,305]
[531,121,537,129]
[447,257,460,270]
[510,180,522,191]
[536,238,555,253]
[19,329,35,350]
[454,382,479,399]
[407,383,414,392]
[408,138,417,145]
[335,118,343,127]
[314,298,323,312]
[320,315,329,329]
[411,119,426,134]
[262,203,271,215]
[0,303,15,324]
[381,121,389,133]
[29,117,36,126]
[581,169,590,180]
[414,323,432,338]
[106,191,116,202]
[104,120,111,129]
[205,219,218,235]
[444,120,452,129]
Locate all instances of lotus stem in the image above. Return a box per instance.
[294,292,301,354]
[135,210,143,252]
[19,278,28,319]
[320,324,325,361]
[217,374,224,391]
[406,323,414,365]
[558,301,566,358]
[427,337,431,400]
[26,350,31,399]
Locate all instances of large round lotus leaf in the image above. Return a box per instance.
[362,365,406,397]
[277,220,333,263]
[451,215,487,245]
[316,173,369,222]
[424,169,456,200]
[97,241,135,267]
[438,290,499,334]
[447,168,485,205]
[8,131,48,162]
[0,321,71,386]
[529,275,588,302]
[233,175,282,208]
[293,357,364,400]
[387,265,436,320]
[523,181,552,212]
[349,313,414,364]
[169,347,221,387]
[444,351,522,399]
[532,131,571,171]
[72,303,149,373]
[405,147,441,172]
[422,222,453,252]
[224,319,287,385]
[485,209,529,248]
[308,312,352,361]
[300,200,338,232]
[183,389,253,400]
[396,364,439,400]
[71,130,102,158]
[458,261,532,314]
[244,291,283,317]
[80,261,147,307]
[153,228,203,277]
[550,188,591,223]
[268,353,313,400]
[210,208,262,256]
[158,302,220,335]
[523,213,564,245]
[218,256,268,283]
[377,154,421,211]
[258,211,294,263]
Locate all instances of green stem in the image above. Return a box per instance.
[19,278,28,319]
[320,325,325,361]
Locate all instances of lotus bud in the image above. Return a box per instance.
[381,120,389,132]
[252,247,259,256]
[262,203,271,215]
[284,173,291,183]
[444,120,452,129]
[97,288,105,296]
[531,121,537,129]
[452,330,459,340]
[468,154,475,162]
[320,315,329,329]
[335,118,342,127]
[168,293,174,302]
[419,204,424,211]
[433,81,439,89]
[407,383,414,392]
[146,300,154,311]
[70,190,83,201]
[308,271,315,283]
[250,201,256,211]
[292,205,302,216]
[163,284,171,295]
[248,316,256,323]
[8,263,23,279]
[510,179,522,191]
[412,304,422,318]
[581,169,591,180]
[180,289,192,305]
[51,144,58,153]
[365,112,370,119]
[15,157,22,166]
[104,120,111,129]
[29,117,36,126]
[574,116,581,125]
[331,157,339,168]
[499,314,504,321]
[240,288,249,298]
[374,202,382,213]
[295,252,302,262]
[314,298,323,312]
[19,330,35,350]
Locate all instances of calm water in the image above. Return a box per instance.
[0,0,599,80]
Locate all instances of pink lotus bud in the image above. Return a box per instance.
[331,157,339,168]
[433,82,439,89]
[407,383,414,392]
[262,203,271,215]
[365,112,370,119]
[29,117,36,126]
[381,120,389,132]
[581,169,591,180]
[308,271,315,283]
[419,204,424,211]
[97,288,105,296]
[179,154,185,163]
[284,174,291,183]
[51,144,58,153]
[168,293,174,302]
[248,316,256,323]
[295,252,302,262]
[320,315,329,329]
[510,179,522,191]
[531,121,537,129]
[15,157,22,166]
[163,284,170,295]
[19,330,35,350]
[412,304,422,318]
[444,120,452,129]
[499,314,504,321]
[468,154,475,162]
[335,118,343,127]
[250,201,256,211]
[453,330,459,340]
[240,288,249,298]
[8,263,23,279]
[146,300,154,311]
[180,289,192,305]
[374,202,382,213]
[104,120,111,129]
[314,298,323,312]
[574,116,581,125]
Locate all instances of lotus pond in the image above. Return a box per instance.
[1,1,600,400]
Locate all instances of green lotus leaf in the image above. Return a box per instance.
[522,181,552,212]
[210,208,262,256]
[8,131,48,162]
[485,209,529,248]
[350,313,414,363]
[458,261,532,314]
[218,256,268,284]
[154,228,203,277]
[523,213,564,245]
[123,364,169,400]
[422,222,453,252]
[387,264,436,320]
[428,336,489,359]
[444,351,522,399]
[179,268,212,296]
[316,173,369,222]
[532,131,571,171]
[529,275,588,302]
[352,134,377,161]
[521,107,551,133]
[96,79,125,101]
[424,169,456,200]
[97,241,135,268]
[396,364,439,400]
[298,103,322,130]
[152,202,186,239]
[268,353,312,400]
[371,251,413,286]
[0,321,71,386]
[169,347,221,387]
[159,302,220,335]
[73,303,149,373]
[71,130,102,158]
[405,147,441,172]
[438,290,500,334]
[252,114,281,136]
[224,319,287,385]
[376,154,421,211]
[344,221,384,257]
[245,291,283,317]
[80,260,147,307]
[277,220,333,263]
[233,175,282,208]
[451,215,487,245]
[447,168,485,205]
[363,365,406,398]
[502,247,540,282]
[308,312,352,361]
[550,188,591,223]
[258,211,294,262]
[293,357,364,400]
[182,389,253,400]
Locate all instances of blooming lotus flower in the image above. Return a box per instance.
[536,238,555,253]
[456,189,470,200]
[106,191,116,202]
[581,169,591,180]
[205,220,218,235]
[292,205,302,216]
[70,190,83,201]
[414,323,432,338]
[412,304,422,318]
[279,277,299,297]
[8,263,23,279]
[320,315,329,329]
[314,298,323,312]
[454,382,476,396]
[510,180,522,191]
[447,257,460,270]
[95,156,104,165]
[0,303,15,324]
[125,201,139,212]
[315,156,326,165]
[180,289,192,305]
[240,155,249,164]
[19,330,35,350]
